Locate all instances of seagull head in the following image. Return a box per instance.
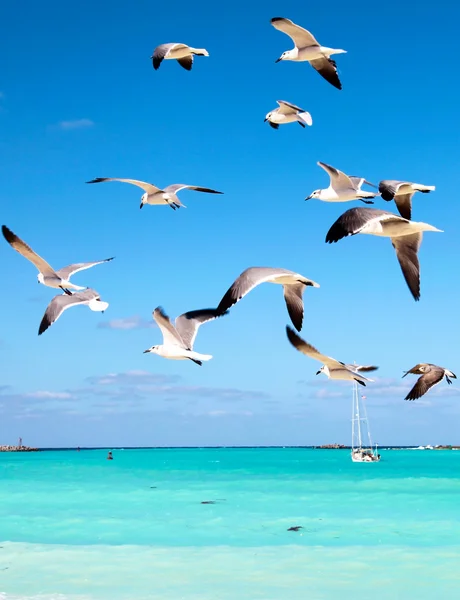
[305,190,321,201]
[143,345,159,355]
[140,192,148,209]
[316,365,329,377]
[264,112,273,123]
[37,273,45,285]
[275,51,288,63]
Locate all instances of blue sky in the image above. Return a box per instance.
[1,0,459,447]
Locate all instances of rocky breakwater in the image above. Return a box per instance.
[0,445,39,452]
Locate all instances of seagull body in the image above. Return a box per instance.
[151,43,209,71]
[2,225,114,293]
[286,327,378,385]
[216,267,320,332]
[403,363,457,401]
[39,289,109,335]
[143,307,228,365]
[307,162,378,204]
[264,100,312,129]
[379,180,436,220]
[325,208,443,301]
[271,17,346,90]
[86,178,222,210]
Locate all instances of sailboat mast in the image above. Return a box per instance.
[355,382,362,449]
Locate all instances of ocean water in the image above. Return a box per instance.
[1,448,459,599]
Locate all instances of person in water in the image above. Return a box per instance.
[107,451,113,460]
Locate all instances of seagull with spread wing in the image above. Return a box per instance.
[86,178,223,210]
[39,289,109,335]
[151,43,209,71]
[143,307,228,366]
[264,100,312,129]
[306,162,378,203]
[286,327,378,385]
[379,181,435,220]
[403,364,456,401]
[2,225,114,294]
[270,17,346,90]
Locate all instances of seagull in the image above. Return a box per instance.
[286,326,378,385]
[306,162,378,204]
[86,178,223,210]
[143,307,228,366]
[271,17,346,90]
[403,364,457,401]
[39,289,109,335]
[264,100,313,129]
[325,208,443,301]
[216,267,320,332]
[151,43,209,71]
[2,225,114,294]
[379,181,436,220]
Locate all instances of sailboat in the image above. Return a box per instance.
[351,381,380,463]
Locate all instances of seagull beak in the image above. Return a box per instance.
[275,57,282,63]
[402,371,409,378]
[305,194,313,201]
[143,349,150,353]
[264,118,267,122]
[316,370,321,375]
[139,203,143,209]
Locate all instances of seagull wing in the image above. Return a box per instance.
[216,267,297,314]
[286,326,343,368]
[163,184,223,195]
[55,257,115,281]
[153,307,186,348]
[177,56,193,70]
[353,365,379,372]
[325,208,401,243]
[391,232,422,301]
[283,284,306,332]
[2,225,57,277]
[151,43,184,70]
[38,289,99,335]
[270,17,319,47]
[175,308,228,351]
[318,162,353,190]
[86,178,161,194]
[309,57,342,90]
[349,177,378,191]
[276,100,305,114]
[379,181,414,219]
[405,367,445,401]
[378,180,407,201]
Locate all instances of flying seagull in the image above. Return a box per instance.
[216,267,320,332]
[306,162,378,204]
[270,17,346,90]
[143,307,228,365]
[379,181,436,220]
[403,364,457,401]
[2,225,114,294]
[286,326,378,385]
[325,208,442,301]
[151,43,209,71]
[86,178,223,210]
[39,289,109,335]
[264,100,313,129]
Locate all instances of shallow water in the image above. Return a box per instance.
[1,448,459,598]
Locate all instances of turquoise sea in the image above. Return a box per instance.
[1,448,459,599]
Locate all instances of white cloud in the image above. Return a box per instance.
[98,316,155,330]
[24,391,74,400]
[58,118,94,130]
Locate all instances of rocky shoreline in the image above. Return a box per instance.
[0,445,39,452]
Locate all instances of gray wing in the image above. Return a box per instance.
[152,307,185,347]
[164,184,223,195]
[151,43,179,70]
[2,225,57,277]
[318,162,353,190]
[216,267,297,314]
[405,367,445,401]
[177,56,193,71]
[391,232,422,301]
[55,257,114,281]
[378,180,407,201]
[283,284,306,332]
[346,365,379,373]
[38,289,99,335]
[86,178,161,195]
[277,100,305,114]
[175,308,228,350]
[325,208,402,243]
[286,326,343,369]
[310,57,342,90]
[270,18,319,47]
